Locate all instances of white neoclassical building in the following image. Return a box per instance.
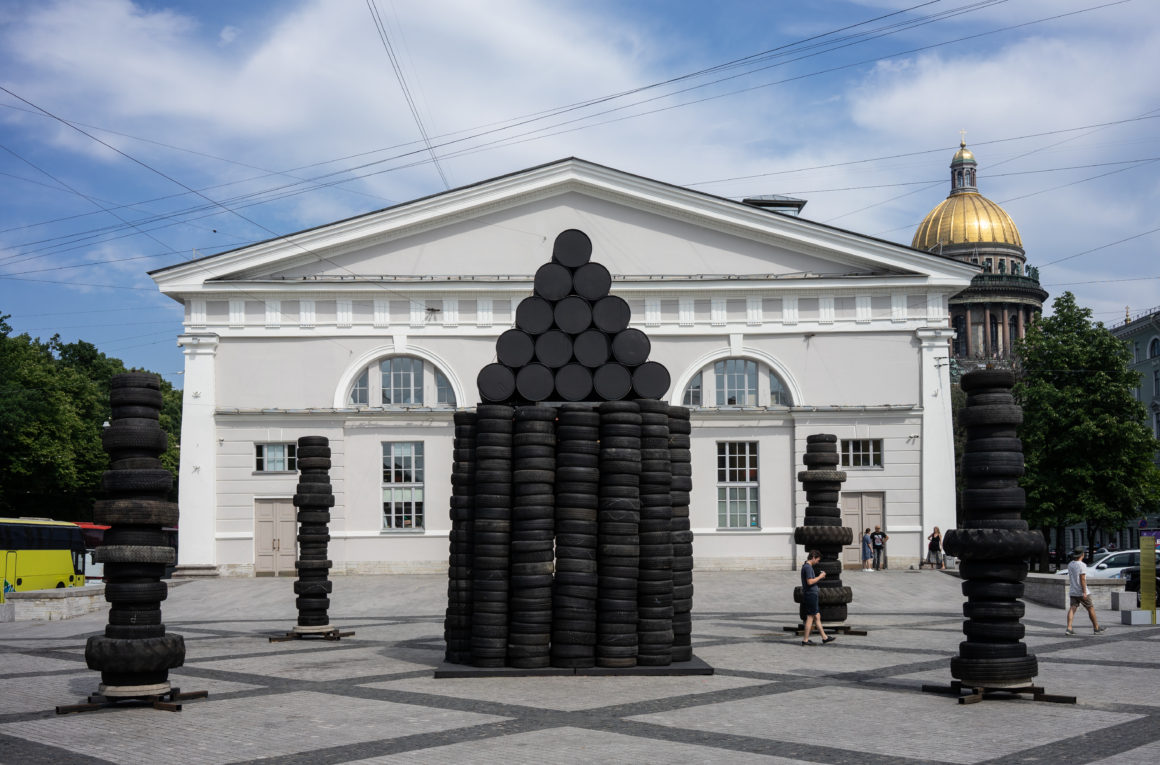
[151,158,975,576]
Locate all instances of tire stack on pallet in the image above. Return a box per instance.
[471,404,514,668]
[551,403,601,669]
[792,434,854,624]
[86,372,185,697]
[445,412,477,664]
[668,405,694,662]
[292,436,336,634]
[596,401,642,668]
[944,369,1043,688]
[476,229,670,404]
[636,400,674,666]
[508,406,557,668]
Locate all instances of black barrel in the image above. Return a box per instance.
[573,329,610,368]
[572,262,611,301]
[631,361,671,400]
[516,363,555,402]
[552,229,592,268]
[534,262,573,301]
[592,296,631,333]
[516,297,554,335]
[555,364,593,401]
[554,296,592,335]
[611,328,651,366]
[593,363,632,401]
[478,363,516,403]
[535,330,574,369]
[496,329,535,367]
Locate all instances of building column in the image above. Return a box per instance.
[176,333,219,570]
[1001,305,1010,357]
[983,305,992,357]
[964,308,973,357]
[917,327,958,547]
[1017,306,1026,340]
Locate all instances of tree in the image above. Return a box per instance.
[0,314,180,521]
[1015,292,1160,558]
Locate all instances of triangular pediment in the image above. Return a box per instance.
[151,158,977,294]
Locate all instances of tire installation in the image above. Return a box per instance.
[445,411,476,664]
[71,372,201,713]
[942,369,1044,692]
[792,435,854,626]
[271,436,353,641]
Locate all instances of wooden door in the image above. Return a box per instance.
[255,499,298,576]
[840,492,885,567]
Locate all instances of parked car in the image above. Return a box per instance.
[1121,563,1160,607]
[1057,550,1116,574]
[1086,550,1145,579]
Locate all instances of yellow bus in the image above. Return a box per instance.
[0,518,86,602]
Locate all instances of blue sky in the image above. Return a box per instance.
[2,0,1158,387]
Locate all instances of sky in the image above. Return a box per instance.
[1,0,1158,388]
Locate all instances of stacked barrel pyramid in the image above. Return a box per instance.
[291,436,337,633]
[792,434,854,623]
[443,229,694,669]
[85,372,185,695]
[944,368,1043,687]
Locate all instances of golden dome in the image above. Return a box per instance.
[953,145,975,162]
[912,190,1022,251]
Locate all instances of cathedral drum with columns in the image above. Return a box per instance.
[912,139,1047,365]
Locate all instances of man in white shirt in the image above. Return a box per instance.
[1066,546,1108,636]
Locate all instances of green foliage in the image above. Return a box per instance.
[1015,293,1160,536]
[0,314,181,521]
[951,382,966,524]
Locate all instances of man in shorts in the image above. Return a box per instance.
[1066,545,1108,635]
[800,549,835,646]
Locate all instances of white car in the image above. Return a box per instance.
[1086,550,1144,579]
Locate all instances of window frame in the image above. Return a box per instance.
[346,356,456,409]
[681,358,792,409]
[840,439,884,470]
[382,441,424,531]
[716,441,760,530]
[255,443,297,473]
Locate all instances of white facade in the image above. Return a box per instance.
[151,159,976,576]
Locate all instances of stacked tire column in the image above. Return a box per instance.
[293,436,335,631]
[552,404,601,668]
[944,369,1043,688]
[508,406,557,669]
[596,401,642,668]
[471,404,514,667]
[636,399,674,666]
[793,434,853,624]
[86,372,184,694]
[445,412,476,664]
[667,405,694,662]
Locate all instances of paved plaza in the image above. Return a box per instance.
[1,569,1158,764]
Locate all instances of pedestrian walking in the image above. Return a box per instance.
[861,528,873,571]
[922,527,944,570]
[800,549,835,645]
[870,525,888,570]
[1066,546,1108,635]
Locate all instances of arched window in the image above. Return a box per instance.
[346,356,456,408]
[952,315,967,357]
[681,358,793,408]
[1149,338,1160,359]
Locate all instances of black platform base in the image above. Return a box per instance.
[434,655,714,678]
[269,627,355,642]
[921,680,1076,705]
[56,687,208,714]
[783,624,868,636]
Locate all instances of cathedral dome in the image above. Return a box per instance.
[912,139,1022,252]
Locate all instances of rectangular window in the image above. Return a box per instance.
[381,357,423,405]
[717,441,759,529]
[255,443,296,472]
[715,359,757,406]
[383,442,424,529]
[841,439,883,469]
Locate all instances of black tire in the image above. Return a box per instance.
[796,469,847,483]
[962,620,1025,642]
[297,510,332,524]
[105,623,166,639]
[85,633,185,673]
[297,456,332,470]
[294,580,333,595]
[296,597,330,611]
[793,526,853,546]
[803,452,840,467]
[958,640,1027,659]
[950,655,1037,685]
[943,529,1044,559]
[93,545,175,565]
[962,580,1024,599]
[957,560,1028,582]
[107,607,163,625]
[94,498,179,527]
[804,505,842,518]
[110,406,161,421]
[960,369,1015,391]
[110,385,163,407]
[960,405,1023,427]
[963,601,1025,620]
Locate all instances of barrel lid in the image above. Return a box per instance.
[593,363,632,400]
[555,363,593,401]
[554,296,592,335]
[631,361,671,399]
[534,330,574,369]
[478,363,516,403]
[496,329,535,367]
[611,328,650,366]
[534,262,573,301]
[515,296,554,335]
[573,329,610,367]
[552,229,592,268]
[592,295,630,333]
[516,363,555,402]
[572,262,611,301]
